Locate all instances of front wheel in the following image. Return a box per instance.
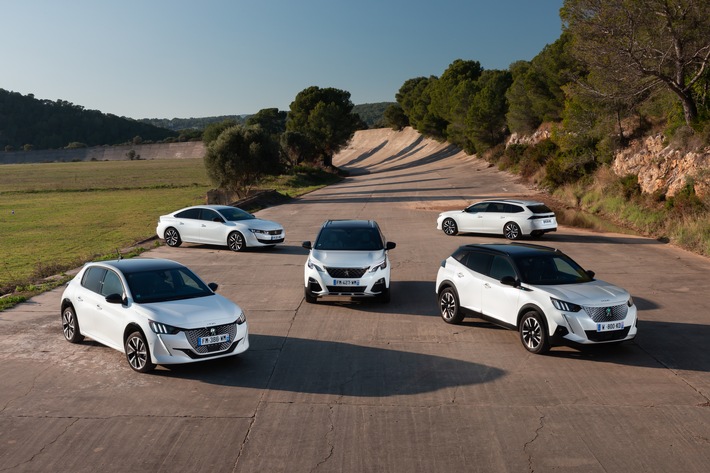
[503,222,522,240]
[519,311,550,354]
[442,218,458,236]
[438,287,464,324]
[379,287,391,304]
[228,232,246,252]
[125,331,155,373]
[61,305,84,343]
[304,287,317,303]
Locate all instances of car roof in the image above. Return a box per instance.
[478,199,545,206]
[456,243,561,257]
[89,258,186,274]
[321,219,378,229]
[180,205,239,211]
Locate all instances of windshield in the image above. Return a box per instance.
[513,253,593,285]
[218,207,255,221]
[315,227,384,251]
[125,267,213,303]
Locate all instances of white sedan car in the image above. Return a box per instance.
[60,258,249,372]
[302,220,396,303]
[437,199,557,240]
[436,243,637,354]
[156,205,285,252]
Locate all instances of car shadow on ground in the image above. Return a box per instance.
[153,333,506,394]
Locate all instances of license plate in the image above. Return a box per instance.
[198,334,229,346]
[596,321,624,332]
[543,219,552,224]
[333,279,359,286]
[269,234,282,240]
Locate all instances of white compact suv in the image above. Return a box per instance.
[435,243,637,354]
[437,199,557,240]
[302,220,396,303]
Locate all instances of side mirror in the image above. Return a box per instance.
[302,241,312,250]
[500,276,519,287]
[208,282,219,292]
[586,270,595,279]
[105,293,124,304]
[386,241,396,250]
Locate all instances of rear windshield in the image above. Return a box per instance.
[526,204,553,214]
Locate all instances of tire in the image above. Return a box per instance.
[442,218,458,236]
[61,305,84,343]
[519,311,550,354]
[379,287,391,303]
[164,227,182,247]
[304,287,317,303]
[503,222,522,240]
[228,232,246,252]
[125,331,155,373]
[438,287,464,324]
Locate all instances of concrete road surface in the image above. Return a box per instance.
[1,128,709,472]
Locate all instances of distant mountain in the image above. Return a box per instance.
[139,115,247,131]
[0,89,177,151]
[353,102,394,128]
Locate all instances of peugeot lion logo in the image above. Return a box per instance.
[605,307,612,318]
[210,328,216,336]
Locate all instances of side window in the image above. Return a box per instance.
[200,209,222,222]
[489,255,516,280]
[505,204,524,213]
[101,270,124,297]
[81,267,107,294]
[464,251,493,275]
[487,203,506,213]
[175,208,200,219]
[466,203,489,213]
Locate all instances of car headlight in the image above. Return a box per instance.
[149,320,181,334]
[369,259,387,272]
[237,311,246,325]
[250,229,267,235]
[307,258,324,272]
[550,298,582,312]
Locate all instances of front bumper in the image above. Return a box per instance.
[550,304,638,346]
[304,265,389,299]
[148,321,249,365]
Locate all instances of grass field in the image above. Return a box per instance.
[0,159,209,295]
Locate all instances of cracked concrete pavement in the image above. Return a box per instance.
[1,127,710,472]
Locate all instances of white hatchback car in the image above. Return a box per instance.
[302,220,396,303]
[437,199,557,240]
[436,243,637,354]
[156,205,285,252]
[60,258,249,372]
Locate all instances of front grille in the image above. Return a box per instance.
[184,321,238,354]
[257,237,284,244]
[326,285,366,294]
[325,267,368,278]
[583,304,628,322]
[585,326,631,342]
[265,230,282,235]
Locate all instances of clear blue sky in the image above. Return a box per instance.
[1,0,564,119]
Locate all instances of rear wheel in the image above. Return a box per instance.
[164,227,182,247]
[61,305,84,343]
[519,311,550,354]
[228,232,246,252]
[503,222,522,240]
[438,287,464,324]
[442,218,458,236]
[125,331,155,373]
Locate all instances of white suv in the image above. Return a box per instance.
[302,220,396,303]
[437,199,557,240]
[435,243,637,354]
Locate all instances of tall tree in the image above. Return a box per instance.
[246,108,287,136]
[561,0,710,127]
[286,86,361,167]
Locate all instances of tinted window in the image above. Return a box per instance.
[463,251,493,275]
[527,204,552,214]
[315,227,384,251]
[218,207,255,221]
[504,204,524,213]
[81,267,106,294]
[200,209,222,222]
[486,202,506,213]
[101,270,123,296]
[513,254,592,285]
[489,255,516,280]
[175,208,200,219]
[125,267,213,303]
[465,203,489,213]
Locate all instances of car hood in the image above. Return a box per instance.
[230,218,282,231]
[311,249,386,268]
[136,294,241,329]
[438,210,465,218]
[535,279,630,306]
